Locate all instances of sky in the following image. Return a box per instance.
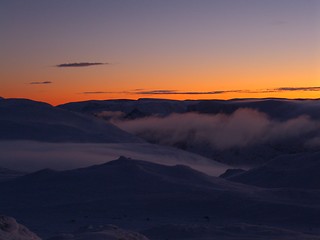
[0,0,319,105]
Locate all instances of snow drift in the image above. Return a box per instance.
[0,215,40,240]
[47,225,149,240]
[0,141,227,176]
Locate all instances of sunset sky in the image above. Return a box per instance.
[1,0,319,105]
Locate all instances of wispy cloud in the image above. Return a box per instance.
[275,87,320,92]
[29,81,52,85]
[82,91,114,94]
[80,86,320,95]
[135,89,244,95]
[56,62,108,68]
[137,87,320,95]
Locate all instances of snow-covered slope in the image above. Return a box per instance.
[3,156,245,203]
[0,215,40,240]
[0,215,150,240]
[0,98,141,143]
[1,157,320,238]
[0,141,227,175]
[47,225,149,240]
[142,223,320,240]
[229,152,320,189]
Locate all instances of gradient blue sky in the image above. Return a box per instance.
[1,0,319,104]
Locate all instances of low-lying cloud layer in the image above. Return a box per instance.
[115,109,320,150]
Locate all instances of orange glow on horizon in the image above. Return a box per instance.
[1,87,319,106]
[1,1,319,106]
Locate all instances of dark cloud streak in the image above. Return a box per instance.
[80,86,320,95]
[29,81,52,85]
[136,87,320,95]
[82,91,115,94]
[136,89,250,95]
[56,62,108,68]
[276,87,320,92]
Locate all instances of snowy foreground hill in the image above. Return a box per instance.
[1,157,320,239]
